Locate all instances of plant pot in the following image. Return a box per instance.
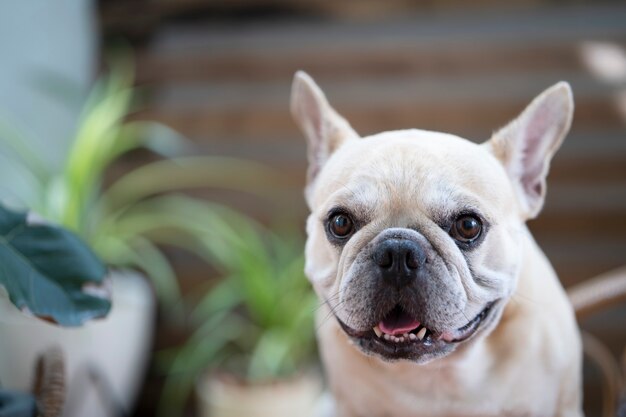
[196,371,324,417]
[0,269,155,417]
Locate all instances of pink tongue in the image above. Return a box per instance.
[379,311,421,336]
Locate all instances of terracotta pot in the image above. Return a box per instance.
[196,371,324,417]
[0,270,155,417]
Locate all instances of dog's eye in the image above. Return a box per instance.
[450,215,482,243]
[329,214,354,238]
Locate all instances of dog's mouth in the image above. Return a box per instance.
[335,301,498,361]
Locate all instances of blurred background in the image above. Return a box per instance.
[0,0,625,416]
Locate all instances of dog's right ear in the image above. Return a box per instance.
[290,71,358,203]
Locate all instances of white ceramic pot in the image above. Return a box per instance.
[196,371,324,417]
[0,269,155,417]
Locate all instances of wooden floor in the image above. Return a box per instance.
[122,3,626,415]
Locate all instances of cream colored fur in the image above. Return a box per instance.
[291,72,583,417]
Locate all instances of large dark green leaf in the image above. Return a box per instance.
[0,389,36,417]
[0,204,110,326]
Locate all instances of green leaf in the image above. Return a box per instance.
[247,329,293,380]
[0,204,110,326]
[59,63,135,231]
[189,277,242,324]
[123,236,181,310]
[99,156,284,212]
[157,313,249,417]
[109,121,193,160]
[0,389,37,416]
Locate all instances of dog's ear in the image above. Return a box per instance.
[486,82,574,220]
[291,71,358,201]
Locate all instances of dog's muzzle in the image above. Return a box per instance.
[332,228,499,362]
[334,300,499,362]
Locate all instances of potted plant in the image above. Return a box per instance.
[0,202,110,417]
[0,60,282,417]
[158,215,322,417]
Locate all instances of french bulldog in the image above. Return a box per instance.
[290,72,582,417]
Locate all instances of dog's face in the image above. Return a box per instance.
[291,72,573,363]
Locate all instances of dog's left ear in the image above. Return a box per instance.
[291,71,359,204]
[486,82,574,220]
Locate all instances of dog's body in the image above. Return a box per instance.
[291,73,582,417]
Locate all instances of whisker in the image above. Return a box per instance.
[315,298,346,333]
[511,292,541,306]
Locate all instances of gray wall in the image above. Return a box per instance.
[0,0,96,207]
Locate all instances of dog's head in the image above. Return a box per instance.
[291,72,573,363]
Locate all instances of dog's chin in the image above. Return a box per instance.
[335,300,501,363]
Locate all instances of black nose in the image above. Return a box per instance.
[374,238,426,288]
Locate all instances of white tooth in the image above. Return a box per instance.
[384,334,391,341]
[403,333,409,339]
[416,327,427,340]
[373,326,382,338]
[409,333,417,341]
[393,336,400,343]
